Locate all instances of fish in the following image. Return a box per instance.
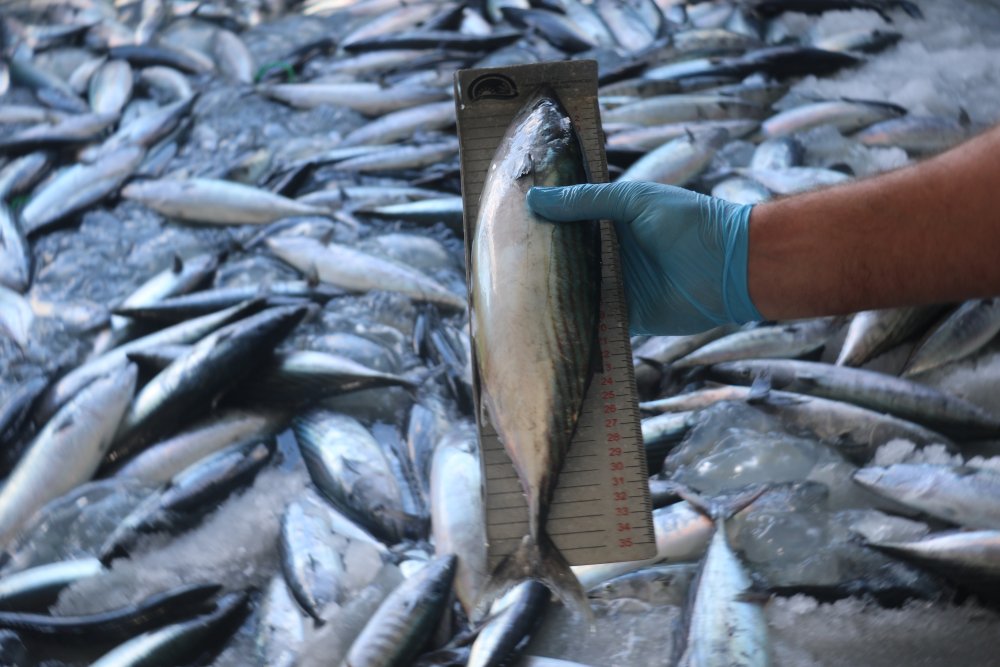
[107,305,308,465]
[88,590,248,666]
[0,363,137,548]
[259,82,450,115]
[89,59,134,115]
[837,305,944,367]
[675,495,772,667]
[641,386,953,461]
[0,204,30,294]
[112,409,284,483]
[37,299,265,422]
[279,495,348,623]
[471,91,599,617]
[0,284,32,348]
[587,563,698,606]
[903,299,1000,376]
[339,101,456,147]
[256,575,306,667]
[430,420,488,615]
[294,409,413,543]
[0,582,220,640]
[869,530,1000,581]
[710,358,1000,437]
[0,558,103,612]
[267,236,465,310]
[760,99,906,138]
[211,29,254,84]
[468,581,549,667]
[853,464,1000,530]
[20,146,146,235]
[100,438,275,563]
[855,114,982,154]
[343,554,456,667]
[620,128,730,185]
[672,318,838,368]
[0,112,119,156]
[121,178,329,225]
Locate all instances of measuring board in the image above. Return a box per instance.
[454,60,655,569]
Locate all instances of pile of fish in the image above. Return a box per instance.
[1,0,1000,664]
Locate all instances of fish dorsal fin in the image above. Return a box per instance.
[747,376,772,403]
[172,254,184,274]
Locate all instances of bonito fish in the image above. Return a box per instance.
[471,90,600,617]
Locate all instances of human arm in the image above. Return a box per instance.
[527,123,1000,335]
[749,122,1000,320]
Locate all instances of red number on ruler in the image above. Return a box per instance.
[619,538,633,548]
[608,447,622,456]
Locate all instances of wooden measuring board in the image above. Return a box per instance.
[454,60,655,568]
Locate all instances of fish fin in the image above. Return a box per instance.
[673,483,767,521]
[517,154,534,180]
[172,254,183,273]
[959,107,971,127]
[735,586,772,604]
[898,1,923,19]
[685,127,696,142]
[746,375,772,403]
[475,533,593,625]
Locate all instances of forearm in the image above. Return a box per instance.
[748,123,1000,320]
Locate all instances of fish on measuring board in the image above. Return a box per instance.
[471,89,600,620]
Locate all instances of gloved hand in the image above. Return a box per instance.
[526,181,762,335]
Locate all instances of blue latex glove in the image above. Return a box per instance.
[527,181,762,335]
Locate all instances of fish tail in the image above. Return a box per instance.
[475,533,594,624]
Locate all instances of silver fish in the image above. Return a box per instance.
[343,554,456,667]
[711,358,1000,437]
[903,299,1000,376]
[430,420,487,616]
[211,29,254,84]
[339,101,455,147]
[472,92,599,617]
[620,128,729,185]
[121,178,328,225]
[108,305,308,464]
[0,204,30,293]
[259,82,449,116]
[0,285,33,348]
[88,591,248,667]
[21,146,145,235]
[760,99,905,138]
[37,300,263,422]
[280,496,347,623]
[112,409,283,484]
[267,236,465,310]
[870,530,1000,580]
[854,464,1000,530]
[672,318,838,368]
[836,306,943,367]
[678,515,771,667]
[89,59,133,115]
[0,363,137,548]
